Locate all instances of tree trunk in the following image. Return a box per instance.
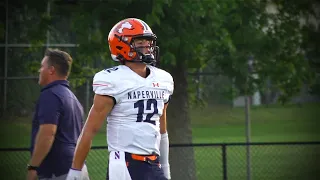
[167,65,197,180]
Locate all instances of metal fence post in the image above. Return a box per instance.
[245,96,251,180]
[46,0,51,49]
[3,0,9,115]
[245,56,254,180]
[196,68,201,101]
[222,144,228,180]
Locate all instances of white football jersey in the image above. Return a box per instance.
[92,65,174,155]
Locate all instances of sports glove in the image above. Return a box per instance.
[66,168,82,180]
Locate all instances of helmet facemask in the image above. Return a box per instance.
[129,36,159,66]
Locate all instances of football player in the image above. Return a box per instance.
[66,18,174,180]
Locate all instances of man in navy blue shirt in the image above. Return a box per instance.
[27,49,90,180]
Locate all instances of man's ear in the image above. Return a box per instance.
[49,66,55,75]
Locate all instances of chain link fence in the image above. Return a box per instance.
[1,142,319,180]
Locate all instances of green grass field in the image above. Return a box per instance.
[0,103,319,179]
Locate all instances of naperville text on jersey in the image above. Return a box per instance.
[127,90,165,100]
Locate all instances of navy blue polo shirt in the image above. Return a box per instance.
[30,80,84,178]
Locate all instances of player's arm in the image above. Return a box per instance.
[159,103,171,179]
[71,94,114,170]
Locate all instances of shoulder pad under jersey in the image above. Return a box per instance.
[92,66,122,97]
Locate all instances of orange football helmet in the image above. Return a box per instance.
[108,18,159,65]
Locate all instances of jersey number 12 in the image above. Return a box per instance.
[134,99,158,125]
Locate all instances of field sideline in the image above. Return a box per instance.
[0,103,319,179]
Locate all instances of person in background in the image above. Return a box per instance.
[27,49,89,180]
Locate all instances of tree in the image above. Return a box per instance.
[202,1,316,105]
[6,0,318,179]
[259,1,316,103]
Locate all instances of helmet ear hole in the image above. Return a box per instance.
[116,46,123,50]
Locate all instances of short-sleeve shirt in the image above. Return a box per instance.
[30,80,84,178]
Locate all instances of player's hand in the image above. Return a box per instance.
[66,168,82,180]
[26,170,37,180]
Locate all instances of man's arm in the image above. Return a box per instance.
[159,103,171,179]
[29,91,61,168]
[71,94,114,170]
[29,124,57,166]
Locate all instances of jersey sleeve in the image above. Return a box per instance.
[92,70,120,102]
[164,73,174,103]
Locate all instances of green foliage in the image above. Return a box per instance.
[259,2,317,103]
[6,0,319,108]
[208,1,317,104]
